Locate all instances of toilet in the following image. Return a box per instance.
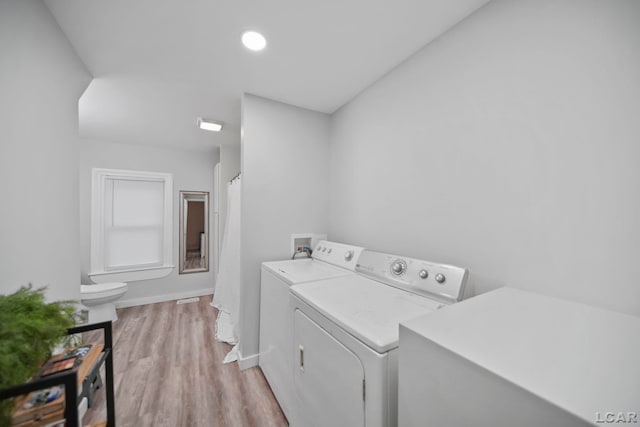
[80,282,128,324]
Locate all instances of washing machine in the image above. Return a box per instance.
[289,249,468,427]
[259,240,364,421]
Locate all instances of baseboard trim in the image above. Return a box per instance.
[237,350,259,370]
[116,288,214,308]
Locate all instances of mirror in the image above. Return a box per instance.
[179,191,209,274]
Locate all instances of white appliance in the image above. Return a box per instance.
[259,240,364,422]
[289,250,468,427]
[398,287,640,427]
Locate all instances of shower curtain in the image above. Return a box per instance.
[210,175,241,363]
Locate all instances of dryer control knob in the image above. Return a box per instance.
[419,269,429,279]
[344,250,354,261]
[391,260,407,276]
[435,273,446,284]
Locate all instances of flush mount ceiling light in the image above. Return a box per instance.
[197,118,223,132]
[242,30,267,51]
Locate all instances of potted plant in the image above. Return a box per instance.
[0,285,77,425]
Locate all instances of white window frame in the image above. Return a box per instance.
[90,168,174,283]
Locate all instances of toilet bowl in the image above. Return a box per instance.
[80,282,128,324]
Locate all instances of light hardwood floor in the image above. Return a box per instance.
[83,298,287,427]
[184,251,206,270]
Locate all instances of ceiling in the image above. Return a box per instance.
[45,0,489,151]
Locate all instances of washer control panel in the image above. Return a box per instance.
[312,240,364,271]
[356,250,468,303]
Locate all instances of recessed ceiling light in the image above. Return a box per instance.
[242,31,267,51]
[197,118,223,132]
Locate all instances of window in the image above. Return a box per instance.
[90,168,174,283]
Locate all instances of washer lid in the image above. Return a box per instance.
[262,259,354,285]
[291,275,444,353]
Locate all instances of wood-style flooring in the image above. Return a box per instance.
[83,298,287,427]
[184,251,206,270]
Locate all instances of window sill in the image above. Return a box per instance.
[89,265,174,283]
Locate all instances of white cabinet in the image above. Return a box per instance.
[398,287,640,427]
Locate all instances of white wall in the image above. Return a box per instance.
[240,94,330,361]
[79,139,219,306]
[0,0,91,302]
[329,0,640,316]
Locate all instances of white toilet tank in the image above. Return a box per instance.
[81,282,128,304]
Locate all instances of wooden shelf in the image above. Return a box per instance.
[11,409,64,427]
[11,343,106,426]
[0,321,116,427]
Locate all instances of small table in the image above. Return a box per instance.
[0,321,116,427]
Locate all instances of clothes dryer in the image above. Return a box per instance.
[289,250,468,427]
[259,240,363,421]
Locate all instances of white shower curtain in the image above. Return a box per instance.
[210,175,241,363]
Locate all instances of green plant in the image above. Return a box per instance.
[0,285,77,425]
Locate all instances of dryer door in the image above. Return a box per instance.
[293,309,365,427]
